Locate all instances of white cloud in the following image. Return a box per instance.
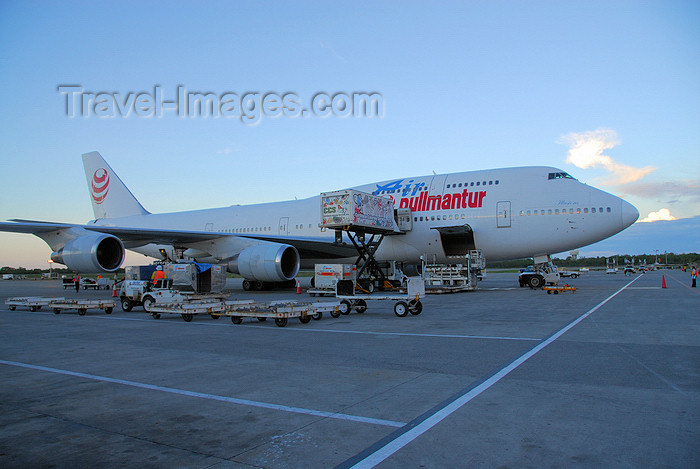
[639,208,677,223]
[558,129,655,185]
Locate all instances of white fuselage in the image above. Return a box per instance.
[93,166,638,266]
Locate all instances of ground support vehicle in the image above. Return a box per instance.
[220,300,340,327]
[333,277,425,317]
[49,299,116,315]
[140,287,226,314]
[6,297,62,312]
[543,285,577,294]
[518,260,561,289]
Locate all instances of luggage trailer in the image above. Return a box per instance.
[147,299,340,327]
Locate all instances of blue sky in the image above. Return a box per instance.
[0,1,698,268]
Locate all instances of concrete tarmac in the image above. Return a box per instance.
[0,271,698,468]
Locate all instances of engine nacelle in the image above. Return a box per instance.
[228,243,300,282]
[51,234,125,273]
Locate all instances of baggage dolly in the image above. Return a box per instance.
[49,298,116,315]
[5,297,62,312]
[220,300,340,327]
[147,300,227,322]
[544,284,577,294]
[333,278,426,317]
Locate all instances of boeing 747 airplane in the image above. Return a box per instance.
[0,152,639,286]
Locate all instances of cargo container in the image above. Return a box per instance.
[313,264,357,289]
[320,190,396,232]
[165,262,227,293]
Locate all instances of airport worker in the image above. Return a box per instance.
[74,274,80,292]
[151,265,165,286]
[692,267,697,288]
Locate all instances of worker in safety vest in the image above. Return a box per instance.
[151,265,166,286]
[692,267,697,288]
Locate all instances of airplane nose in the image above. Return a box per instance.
[621,199,639,228]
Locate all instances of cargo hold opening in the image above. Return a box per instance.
[435,225,476,257]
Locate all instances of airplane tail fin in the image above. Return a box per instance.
[82,151,150,219]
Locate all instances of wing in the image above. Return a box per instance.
[1,220,358,258]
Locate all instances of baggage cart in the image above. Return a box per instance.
[49,298,116,315]
[334,277,426,317]
[6,297,61,312]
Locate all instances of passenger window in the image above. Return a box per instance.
[607,207,611,212]
[555,209,560,214]
[584,208,588,213]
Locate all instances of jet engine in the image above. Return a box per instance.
[228,243,300,282]
[51,234,125,273]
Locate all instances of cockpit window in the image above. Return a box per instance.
[548,172,576,180]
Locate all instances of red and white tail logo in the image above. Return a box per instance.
[91,168,110,204]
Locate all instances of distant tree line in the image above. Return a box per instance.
[487,252,700,269]
[0,266,126,275]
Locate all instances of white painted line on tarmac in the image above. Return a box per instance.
[340,274,644,469]
[250,327,542,342]
[5,309,540,341]
[0,359,405,428]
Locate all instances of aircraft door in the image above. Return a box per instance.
[496,201,511,228]
[278,217,289,235]
[205,222,214,231]
[429,174,447,194]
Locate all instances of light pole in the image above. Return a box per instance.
[48,259,53,278]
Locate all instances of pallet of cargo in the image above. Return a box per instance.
[49,298,116,315]
[334,277,426,317]
[5,297,62,312]
[220,300,340,327]
[544,285,577,294]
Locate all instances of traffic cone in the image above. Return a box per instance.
[296,279,301,294]
[661,275,667,289]
[112,282,118,297]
